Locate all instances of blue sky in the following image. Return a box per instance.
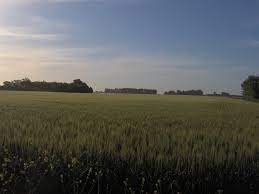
[0,0,258,94]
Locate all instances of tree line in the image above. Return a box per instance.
[164,90,203,96]
[104,75,259,100]
[0,78,93,93]
[105,88,157,94]
[0,75,258,99]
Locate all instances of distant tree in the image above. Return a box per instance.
[242,75,259,99]
[3,81,12,88]
[164,89,203,96]
[20,78,32,90]
[73,79,83,84]
[221,92,230,97]
[0,78,93,93]
[164,90,176,95]
[105,88,157,94]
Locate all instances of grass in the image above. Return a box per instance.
[0,91,258,193]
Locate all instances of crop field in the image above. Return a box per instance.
[0,91,258,194]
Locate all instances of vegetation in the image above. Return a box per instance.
[0,91,258,193]
[242,75,259,100]
[105,88,157,94]
[221,92,230,97]
[164,90,203,96]
[207,92,232,97]
[0,78,93,93]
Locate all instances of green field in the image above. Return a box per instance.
[0,91,258,193]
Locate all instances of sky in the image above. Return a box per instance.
[0,0,258,94]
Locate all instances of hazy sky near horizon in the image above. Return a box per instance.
[0,0,259,94]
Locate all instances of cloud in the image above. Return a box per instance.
[0,0,104,6]
[248,40,259,47]
[0,26,64,41]
[0,45,108,85]
[48,0,104,3]
[0,43,201,85]
[0,0,140,7]
[0,45,109,64]
[0,43,250,94]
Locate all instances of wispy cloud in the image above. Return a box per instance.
[0,0,104,6]
[248,40,259,47]
[0,45,109,65]
[0,26,64,41]
[0,44,109,85]
[0,0,140,7]
[49,0,104,3]
[0,42,251,94]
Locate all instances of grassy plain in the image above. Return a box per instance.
[0,91,258,193]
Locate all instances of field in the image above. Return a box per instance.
[0,91,258,194]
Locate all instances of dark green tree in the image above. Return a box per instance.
[241,75,259,99]
[164,90,176,95]
[1,78,93,93]
[221,92,230,97]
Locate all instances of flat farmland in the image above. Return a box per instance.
[0,91,258,193]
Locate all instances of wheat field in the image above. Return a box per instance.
[0,91,258,193]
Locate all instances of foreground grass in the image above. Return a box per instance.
[0,91,258,193]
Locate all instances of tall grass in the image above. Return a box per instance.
[0,91,258,193]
